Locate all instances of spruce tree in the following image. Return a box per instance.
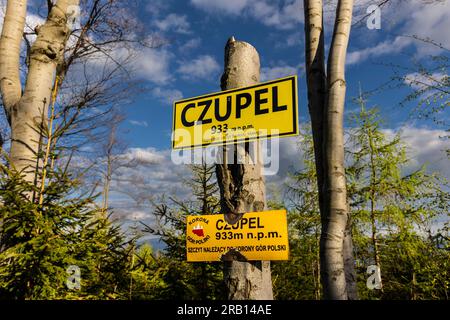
[141,158,225,299]
[0,116,134,299]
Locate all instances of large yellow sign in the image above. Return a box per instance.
[186,210,289,262]
[172,76,298,149]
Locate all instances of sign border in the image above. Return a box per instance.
[186,209,290,262]
[172,75,298,150]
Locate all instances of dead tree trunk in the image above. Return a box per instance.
[216,37,273,300]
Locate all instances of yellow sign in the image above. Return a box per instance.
[186,210,289,262]
[172,76,298,149]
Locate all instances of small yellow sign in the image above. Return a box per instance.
[186,210,289,262]
[172,76,298,149]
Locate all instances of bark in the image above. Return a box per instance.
[0,0,79,182]
[303,0,326,215]
[367,122,383,291]
[0,0,26,124]
[216,37,273,300]
[370,210,382,290]
[343,212,358,299]
[320,0,354,300]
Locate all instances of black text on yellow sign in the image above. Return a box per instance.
[172,76,298,149]
[186,210,289,262]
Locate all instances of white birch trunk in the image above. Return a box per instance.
[304,0,357,300]
[0,0,26,121]
[321,0,354,300]
[0,0,78,182]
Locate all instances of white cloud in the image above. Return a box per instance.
[190,0,249,15]
[348,0,450,65]
[396,126,449,177]
[261,65,298,82]
[107,149,193,221]
[145,0,171,16]
[178,55,221,80]
[24,14,45,42]
[190,0,303,29]
[403,0,450,56]
[121,210,150,221]
[347,36,411,65]
[129,120,149,127]
[71,36,174,85]
[135,49,172,84]
[180,38,202,51]
[151,87,183,104]
[154,13,191,34]
[120,147,165,165]
[249,0,303,30]
[404,72,448,91]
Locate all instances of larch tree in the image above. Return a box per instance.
[346,97,450,299]
[303,0,357,299]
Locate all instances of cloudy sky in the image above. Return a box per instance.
[120,0,449,154]
[102,0,449,232]
[1,0,448,233]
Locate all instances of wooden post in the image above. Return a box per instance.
[216,37,273,300]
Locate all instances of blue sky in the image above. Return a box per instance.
[119,0,449,151]
[1,0,447,231]
[93,0,449,230]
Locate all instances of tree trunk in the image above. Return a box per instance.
[102,124,116,212]
[304,0,355,299]
[0,0,78,182]
[315,234,321,299]
[0,0,26,124]
[367,121,383,292]
[303,0,326,217]
[320,0,354,300]
[216,37,273,300]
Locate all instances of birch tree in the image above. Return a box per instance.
[0,0,153,187]
[0,0,79,182]
[303,0,356,299]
